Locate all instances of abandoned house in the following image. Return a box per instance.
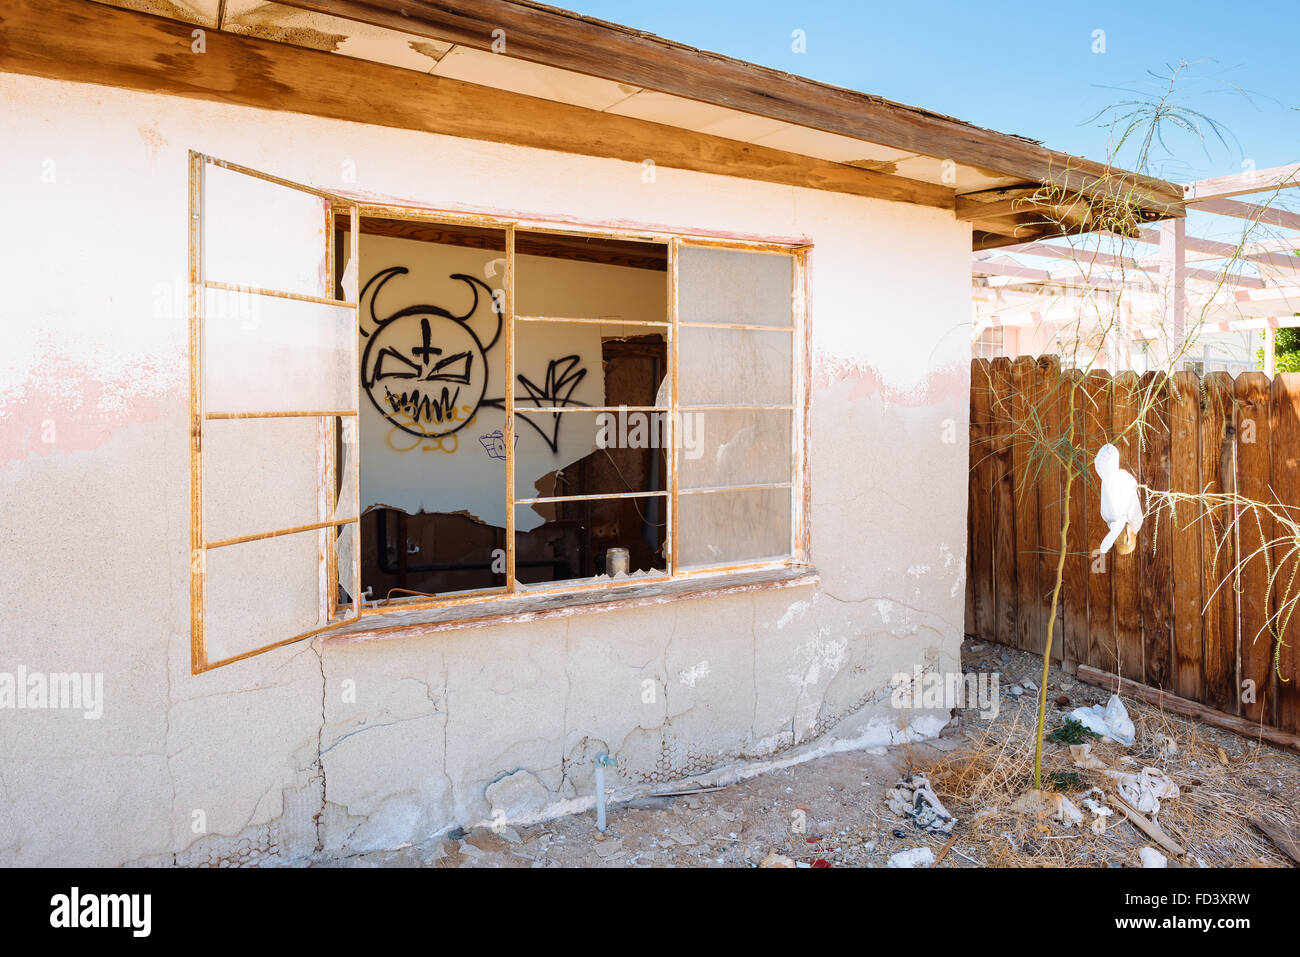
[0,0,1184,865]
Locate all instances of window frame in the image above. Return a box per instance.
[190,165,812,669]
[344,202,813,618]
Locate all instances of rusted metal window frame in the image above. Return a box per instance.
[191,171,813,666]
[189,152,362,674]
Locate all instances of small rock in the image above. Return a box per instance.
[1009,685,1025,697]
[759,852,796,868]
[1055,695,1070,707]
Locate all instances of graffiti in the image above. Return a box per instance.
[361,266,590,452]
[478,429,515,460]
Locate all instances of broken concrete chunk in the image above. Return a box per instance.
[887,847,935,868]
[759,852,796,868]
[484,769,550,821]
[1012,788,1083,827]
[1138,846,1168,868]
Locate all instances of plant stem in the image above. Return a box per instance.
[1035,411,1076,791]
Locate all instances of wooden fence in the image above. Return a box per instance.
[964,356,1300,736]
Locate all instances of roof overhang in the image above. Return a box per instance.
[3,0,1185,242]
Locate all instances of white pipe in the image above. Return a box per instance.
[594,752,616,833]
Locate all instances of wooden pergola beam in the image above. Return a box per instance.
[1191,198,1300,231]
[1183,163,1300,202]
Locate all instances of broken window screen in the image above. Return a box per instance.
[676,244,797,569]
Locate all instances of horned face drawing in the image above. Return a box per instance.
[360,266,501,440]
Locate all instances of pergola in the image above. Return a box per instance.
[969,163,1300,374]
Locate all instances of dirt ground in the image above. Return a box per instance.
[315,638,1299,868]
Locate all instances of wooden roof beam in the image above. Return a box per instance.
[0,0,955,210]
[275,0,1184,217]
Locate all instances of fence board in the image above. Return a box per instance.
[1036,356,1064,659]
[1062,369,1088,665]
[990,358,1018,648]
[1236,372,1275,726]
[1112,372,1145,681]
[1272,374,1300,733]
[1138,372,1173,690]
[966,357,1295,739]
[1083,371,1114,671]
[1011,357,1040,652]
[969,360,995,640]
[1170,371,1204,702]
[1199,373,1236,714]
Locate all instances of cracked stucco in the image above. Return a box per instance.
[0,73,970,866]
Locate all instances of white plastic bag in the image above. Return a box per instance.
[1095,444,1144,555]
[1068,693,1136,747]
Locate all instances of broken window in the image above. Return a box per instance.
[189,153,808,672]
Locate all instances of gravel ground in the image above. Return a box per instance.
[313,638,1299,868]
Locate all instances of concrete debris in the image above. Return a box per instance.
[885,773,956,835]
[484,769,551,821]
[887,847,935,868]
[1138,846,1168,868]
[759,852,796,868]
[1011,788,1083,827]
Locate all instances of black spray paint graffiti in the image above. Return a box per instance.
[360,266,589,452]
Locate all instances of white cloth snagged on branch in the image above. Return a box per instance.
[1095,443,1144,555]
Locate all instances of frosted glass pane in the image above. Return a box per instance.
[678,246,793,327]
[203,417,322,543]
[678,487,791,568]
[678,326,791,406]
[204,527,326,665]
[204,165,330,298]
[204,291,357,414]
[679,409,791,489]
[335,416,359,523]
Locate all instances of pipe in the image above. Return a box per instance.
[594,752,617,833]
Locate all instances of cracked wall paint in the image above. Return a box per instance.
[0,74,971,865]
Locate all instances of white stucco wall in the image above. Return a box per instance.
[0,72,972,866]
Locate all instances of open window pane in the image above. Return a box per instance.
[678,326,792,407]
[192,154,360,673]
[203,526,336,667]
[678,487,791,569]
[678,408,791,490]
[204,163,331,298]
[204,291,357,415]
[678,245,794,327]
[203,416,324,543]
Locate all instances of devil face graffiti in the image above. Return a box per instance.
[360,267,501,440]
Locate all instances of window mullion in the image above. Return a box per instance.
[668,237,680,577]
[504,224,517,592]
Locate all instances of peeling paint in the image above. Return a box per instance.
[813,356,968,408]
[0,353,181,468]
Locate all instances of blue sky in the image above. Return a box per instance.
[560,0,1299,182]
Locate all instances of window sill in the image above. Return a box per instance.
[322,565,820,645]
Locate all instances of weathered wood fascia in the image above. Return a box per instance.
[277,0,1185,217]
[1,0,954,210]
